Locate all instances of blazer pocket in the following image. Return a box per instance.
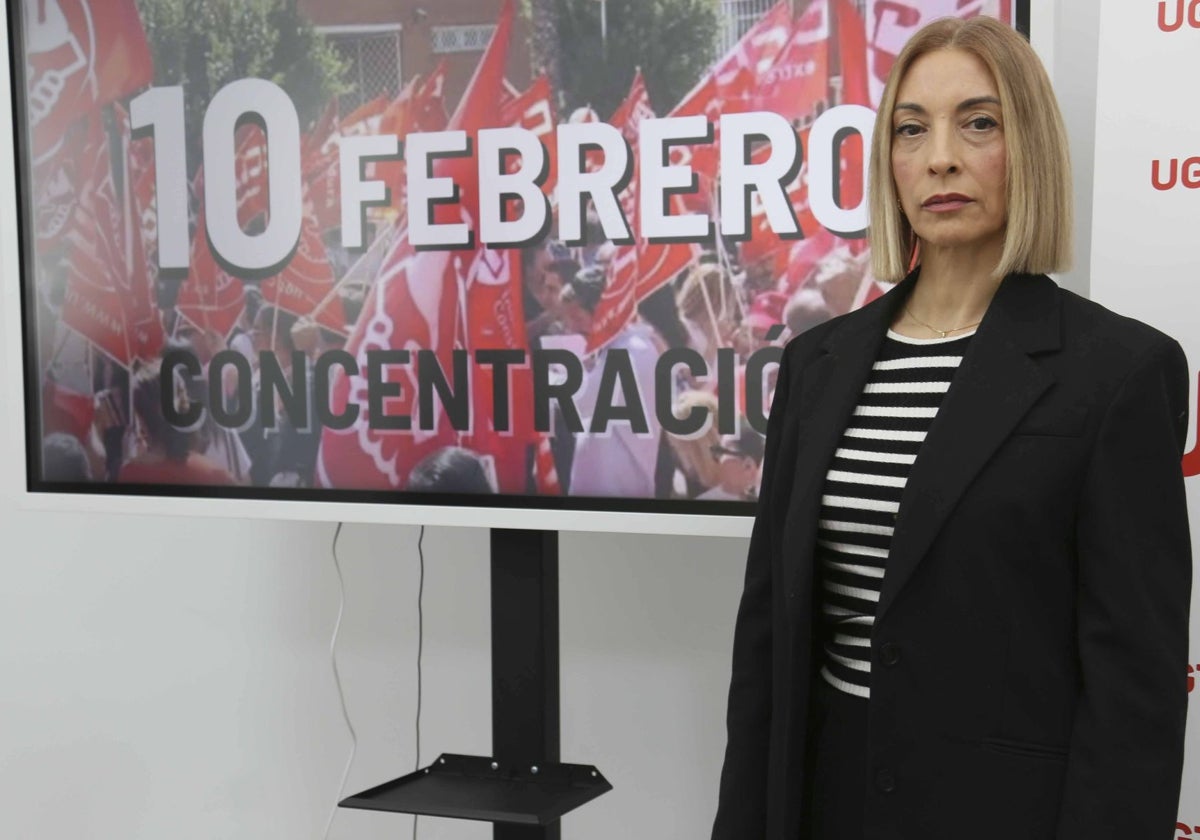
[982,736,1069,762]
[1012,404,1088,438]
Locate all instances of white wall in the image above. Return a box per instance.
[0,3,1113,839]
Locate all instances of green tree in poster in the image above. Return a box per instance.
[550,0,720,118]
[136,0,348,173]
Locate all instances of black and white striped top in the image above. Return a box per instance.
[817,328,975,699]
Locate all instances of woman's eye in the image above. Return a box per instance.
[895,123,922,137]
[967,116,998,130]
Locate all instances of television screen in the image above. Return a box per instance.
[4,0,1027,533]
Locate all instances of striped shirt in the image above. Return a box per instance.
[816,328,975,699]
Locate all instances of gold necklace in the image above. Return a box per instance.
[903,305,982,339]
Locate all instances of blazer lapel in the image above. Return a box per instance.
[876,273,1062,623]
[781,274,916,604]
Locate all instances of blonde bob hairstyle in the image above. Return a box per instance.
[868,16,1073,282]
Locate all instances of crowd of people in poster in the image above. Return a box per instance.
[21,0,1011,502]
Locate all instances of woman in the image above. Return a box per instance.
[711,16,1191,840]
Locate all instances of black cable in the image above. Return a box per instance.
[325,522,356,840]
[413,524,425,840]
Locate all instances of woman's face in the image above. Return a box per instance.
[890,48,1008,256]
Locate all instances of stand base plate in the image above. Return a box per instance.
[339,753,612,826]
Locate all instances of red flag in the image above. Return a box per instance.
[834,0,871,214]
[780,227,839,294]
[316,0,517,490]
[42,378,95,442]
[117,107,165,362]
[533,435,562,495]
[865,0,1012,106]
[23,0,153,161]
[500,74,559,201]
[836,0,872,107]
[754,0,830,124]
[460,247,539,493]
[61,117,161,367]
[30,117,89,254]
[304,154,342,234]
[712,1,794,112]
[665,1,794,207]
[377,76,422,139]
[373,62,452,212]
[666,74,722,208]
[588,72,698,353]
[233,123,271,228]
[303,98,340,168]
[339,95,390,137]
[301,99,342,231]
[588,73,652,354]
[176,204,246,341]
[414,60,450,133]
[314,238,459,490]
[261,216,347,333]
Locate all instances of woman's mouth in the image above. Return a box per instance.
[922,194,973,212]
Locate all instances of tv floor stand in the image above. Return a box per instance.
[339,528,611,837]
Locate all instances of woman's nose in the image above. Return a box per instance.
[926,124,960,175]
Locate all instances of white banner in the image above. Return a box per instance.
[1090,1,1200,835]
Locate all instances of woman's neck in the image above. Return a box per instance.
[894,240,1004,338]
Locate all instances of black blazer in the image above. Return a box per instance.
[711,271,1192,840]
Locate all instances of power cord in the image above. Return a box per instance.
[413,524,425,840]
[322,522,427,840]
[324,522,357,840]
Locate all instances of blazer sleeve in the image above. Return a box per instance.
[711,347,793,840]
[1057,337,1193,840]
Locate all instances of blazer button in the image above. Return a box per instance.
[875,768,896,793]
[880,643,901,667]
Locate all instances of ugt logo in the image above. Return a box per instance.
[1188,663,1197,693]
[1152,157,1200,191]
[1159,0,1200,31]
[1177,822,1200,839]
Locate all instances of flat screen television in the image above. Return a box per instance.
[2,0,1030,535]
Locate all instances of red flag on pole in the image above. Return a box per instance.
[739,129,821,274]
[316,0,517,490]
[303,98,340,167]
[261,215,347,334]
[459,247,540,493]
[372,61,452,213]
[712,0,794,113]
[500,74,559,201]
[587,72,652,354]
[588,72,698,354]
[667,75,722,209]
[233,123,271,229]
[754,0,830,124]
[117,106,165,363]
[176,188,246,341]
[665,1,794,206]
[834,0,871,217]
[30,117,89,255]
[411,60,450,134]
[23,0,153,160]
[61,115,162,367]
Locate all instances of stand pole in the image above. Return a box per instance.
[491,528,561,840]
